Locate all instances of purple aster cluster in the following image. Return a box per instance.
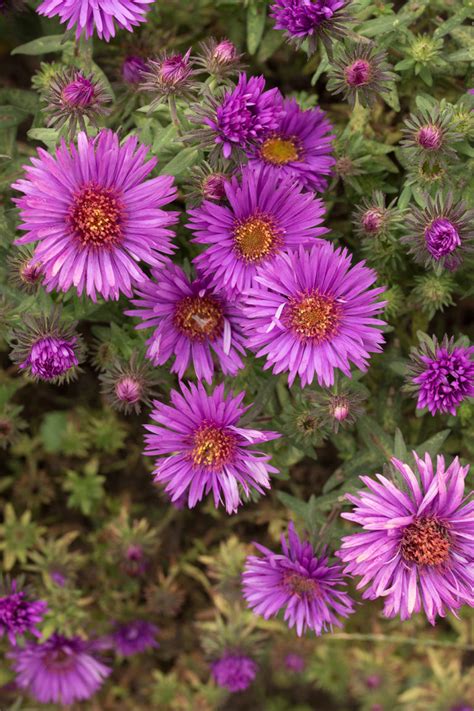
[111,620,159,656]
[270,0,349,54]
[10,633,111,705]
[144,382,279,514]
[337,453,474,624]
[0,580,47,646]
[406,335,474,416]
[211,653,258,692]
[243,523,354,635]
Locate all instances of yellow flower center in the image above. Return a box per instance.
[260,135,300,165]
[174,295,223,341]
[401,517,451,567]
[69,183,124,248]
[233,214,282,263]
[286,290,342,342]
[190,423,236,469]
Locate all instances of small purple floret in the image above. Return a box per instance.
[20,336,78,381]
[112,620,159,656]
[413,344,474,416]
[62,75,95,108]
[122,56,147,84]
[0,581,47,646]
[211,653,258,692]
[424,218,461,260]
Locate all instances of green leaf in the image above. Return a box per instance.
[152,123,177,154]
[276,491,308,519]
[395,58,415,71]
[247,1,267,55]
[40,412,68,454]
[433,7,472,39]
[11,35,70,56]
[0,105,29,129]
[414,430,451,459]
[27,128,60,150]
[258,29,283,62]
[159,147,199,177]
[393,429,408,461]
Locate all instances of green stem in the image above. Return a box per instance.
[168,96,182,136]
[326,632,474,651]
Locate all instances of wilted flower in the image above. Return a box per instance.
[111,620,159,656]
[100,352,159,414]
[188,165,328,296]
[37,0,154,41]
[0,579,47,646]
[337,453,474,624]
[247,98,335,192]
[13,129,178,301]
[122,55,148,84]
[211,653,258,692]
[270,0,350,55]
[197,38,243,79]
[144,381,280,514]
[140,50,197,110]
[43,68,111,137]
[190,73,283,160]
[10,633,111,705]
[126,263,246,382]
[242,243,386,388]
[403,193,473,271]
[401,106,461,166]
[243,522,354,635]
[328,41,396,107]
[405,334,474,416]
[10,311,84,385]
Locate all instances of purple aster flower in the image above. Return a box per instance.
[270,0,350,54]
[111,620,159,656]
[0,580,47,646]
[247,98,335,193]
[140,49,197,110]
[405,335,474,416]
[125,263,246,383]
[327,41,396,107]
[243,523,354,636]
[188,165,329,296]
[211,653,258,692]
[13,129,178,301]
[284,653,305,672]
[400,106,461,167]
[122,55,148,84]
[99,352,159,415]
[10,633,111,705]
[37,0,154,41]
[403,193,473,271]
[191,73,283,160]
[241,243,386,388]
[144,381,280,514]
[10,310,85,385]
[185,160,231,206]
[196,38,244,79]
[337,453,474,624]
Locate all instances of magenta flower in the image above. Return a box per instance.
[0,580,47,646]
[270,0,349,53]
[337,453,474,624]
[10,633,111,705]
[37,0,154,41]
[144,382,280,514]
[126,263,246,382]
[122,55,147,84]
[211,653,258,692]
[13,130,178,301]
[111,620,159,656]
[243,523,354,636]
[188,165,328,296]
[247,98,335,192]
[406,335,474,416]
[241,243,386,387]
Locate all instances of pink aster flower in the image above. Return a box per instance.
[37,0,154,41]
[270,0,350,54]
[243,523,355,636]
[0,580,47,646]
[247,98,335,192]
[188,165,329,296]
[111,620,159,656]
[125,263,246,383]
[12,129,178,301]
[337,453,474,624]
[144,381,280,514]
[241,243,386,387]
[211,653,258,692]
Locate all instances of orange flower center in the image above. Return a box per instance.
[69,183,124,248]
[401,517,451,567]
[233,214,282,263]
[190,423,236,469]
[260,135,301,165]
[174,295,223,341]
[286,290,342,342]
[283,571,319,599]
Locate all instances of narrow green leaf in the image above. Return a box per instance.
[247,1,267,55]
[12,35,69,56]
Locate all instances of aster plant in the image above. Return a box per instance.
[144,382,280,514]
[337,453,474,624]
[327,41,396,107]
[188,165,329,296]
[270,0,351,55]
[243,523,355,636]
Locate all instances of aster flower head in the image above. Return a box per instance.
[405,334,474,416]
[0,579,47,646]
[144,381,280,514]
[188,165,329,296]
[13,129,178,301]
[37,0,154,41]
[99,352,159,414]
[7,247,44,293]
[190,73,283,160]
[111,620,159,656]
[196,38,244,79]
[211,653,258,692]
[327,41,396,107]
[401,106,461,167]
[242,243,386,388]
[353,191,402,239]
[43,68,111,138]
[184,160,231,206]
[126,263,246,383]
[314,383,366,433]
[140,49,197,110]
[403,193,473,271]
[243,522,354,636]
[10,310,85,385]
[122,55,148,84]
[337,453,474,624]
[10,633,111,705]
[247,98,335,193]
[270,0,350,55]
